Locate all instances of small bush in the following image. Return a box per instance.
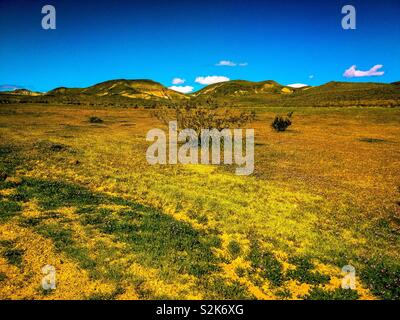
[0,171,7,181]
[153,105,256,136]
[35,140,69,153]
[89,116,103,124]
[271,115,292,132]
[49,143,68,152]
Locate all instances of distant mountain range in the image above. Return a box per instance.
[1,79,399,107]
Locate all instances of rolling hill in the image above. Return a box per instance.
[3,88,43,96]
[192,80,299,97]
[191,80,400,107]
[0,79,186,107]
[0,79,399,108]
[276,81,400,107]
[47,79,186,100]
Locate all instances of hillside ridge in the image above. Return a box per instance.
[0,79,399,107]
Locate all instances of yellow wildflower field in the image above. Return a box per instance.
[0,104,399,300]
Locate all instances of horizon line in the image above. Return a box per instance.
[1,78,399,95]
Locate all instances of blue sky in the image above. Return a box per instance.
[0,0,399,92]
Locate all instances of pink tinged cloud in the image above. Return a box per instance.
[0,85,22,91]
[172,78,185,85]
[343,65,385,78]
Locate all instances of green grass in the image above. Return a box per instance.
[248,240,284,287]
[227,240,242,259]
[0,272,7,282]
[0,199,22,222]
[275,288,292,299]
[35,223,75,249]
[3,248,24,266]
[0,240,24,267]
[12,176,225,296]
[287,256,331,285]
[19,217,42,227]
[360,258,400,300]
[34,222,98,271]
[204,277,254,300]
[0,145,21,178]
[123,209,221,277]
[304,287,360,300]
[88,286,125,300]
[1,104,399,299]
[12,178,101,210]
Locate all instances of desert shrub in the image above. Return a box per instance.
[35,140,69,153]
[89,116,103,123]
[49,143,68,152]
[0,171,7,181]
[271,112,293,132]
[153,105,256,136]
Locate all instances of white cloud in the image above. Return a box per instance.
[287,83,309,88]
[195,76,230,85]
[343,64,384,78]
[216,60,237,67]
[216,60,248,67]
[308,75,314,79]
[168,85,194,94]
[172,77,185,85]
